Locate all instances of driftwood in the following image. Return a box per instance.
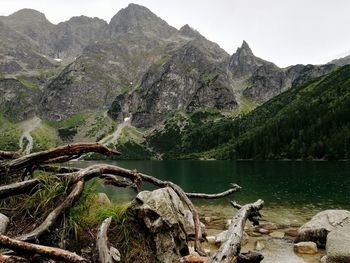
[0,143,120,178]
[97,216,121,263]
[0,255,29,262]
[186,183,241,199]
[0,234,88,262]
[0,179,39,199]
[0,151,21,160]
[208,199,264,263]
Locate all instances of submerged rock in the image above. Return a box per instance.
[326,218,350,263]
[293,241,318,254]
[254,240,265,251]
[127,187,205,263]
[296,210,350,247]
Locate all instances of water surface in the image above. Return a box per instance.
[74,160,350,224]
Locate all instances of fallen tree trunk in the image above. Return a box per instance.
[17,180,84,242]
[207,199,264,263]
[0,143,120,178]
[0,179,39,199]
[0,235,89,263]
[0,151,21,160]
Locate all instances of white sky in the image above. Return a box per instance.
[1,0,350,67]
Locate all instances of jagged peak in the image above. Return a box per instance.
[179,24,200,38]
[108,3,176,38]
[237,40,253,56]
[110,3,154,22]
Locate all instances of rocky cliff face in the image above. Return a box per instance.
[0,79,37,121]
[0,4,340,132]
[109,42,236,127]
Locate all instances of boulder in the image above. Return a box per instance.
[0,213,9,234]
[326,218,350,263]
[95,193,111,205]
[127,187,201,263]
[183,210,206,238]
[293,242,318,254]
[296,210,350,247]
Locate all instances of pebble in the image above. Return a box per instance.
[258,228,270,234]
[254,240,265,251]
[269,231,285,238]
[293,242,318,254]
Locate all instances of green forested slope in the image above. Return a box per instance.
[150,65,350,160]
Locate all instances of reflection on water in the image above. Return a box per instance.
[73,160,350,223]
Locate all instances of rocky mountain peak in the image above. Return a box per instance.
[6,8,52,25]
[179,24,198,37]
[108,3,177,39]
[239,40,253,56]
[229,40,274,77]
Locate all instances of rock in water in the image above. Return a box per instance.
[296,210,350,247]
[0,213,9,234]
[326,218,350,263]
[127,187,204,263]
[293,242,318,254]
[254,240,265,251]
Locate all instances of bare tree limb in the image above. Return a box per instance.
[208,199,264,263]
[97,217,117,263]
[0,234,89,263]
[0,255,29,263]
[0,151,21,160]
[0,179,40,199]
[0,143,120,178]
[186,184,241,199]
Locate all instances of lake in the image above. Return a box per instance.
[74,160,350,225]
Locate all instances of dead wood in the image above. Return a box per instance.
[0,179,40,199]
[0,234,89,262]
[208,199,264,263]
[0,143,120,178]
[186,184,241,199]
[175,255,208,263]
[96,216,119,263]
[0,255,29,262]
[0,151,21,160]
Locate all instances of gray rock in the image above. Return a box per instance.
[127,187,193,263]
[326,218,350,263]
[0,213,9,234]
[296,210,350,247]
[96,193,111,205]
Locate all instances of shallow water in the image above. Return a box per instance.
[72,160,349,263]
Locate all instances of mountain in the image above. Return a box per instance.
[0,4,344,156]
[152,65,350,160]
[329,54,350,67]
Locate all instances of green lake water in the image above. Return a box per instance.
[75,160,350,225]
[72,160,349,262]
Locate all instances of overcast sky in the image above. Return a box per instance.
[1,0,349,67]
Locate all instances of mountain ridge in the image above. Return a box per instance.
[0,4,347,156]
